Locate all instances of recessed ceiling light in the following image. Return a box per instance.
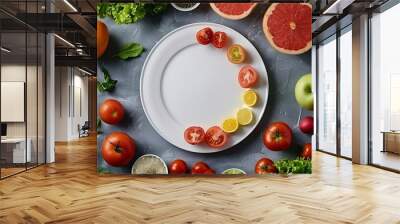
[54,34,75,48]
[323,0,355,15]
[63,0,78,12]
[1,47,11,53]
[77,67,93,76]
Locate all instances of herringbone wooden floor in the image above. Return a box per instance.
[1,136,399,224]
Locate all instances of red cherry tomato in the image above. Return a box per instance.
[169,159,188,174]
[212,31,228,48]
[203,169,216,175]
[184,126,205,145]
[255,157,276,174]
[238,65,259,88]
[196,27,213,45]
[205,126,228,148]
[263,122,293,151]
[191,161,214,174]
[300,143,312,159]
[99,99,125,125]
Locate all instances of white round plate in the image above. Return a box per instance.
[140,22,268,153]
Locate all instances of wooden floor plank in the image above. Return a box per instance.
[0,135,400,223]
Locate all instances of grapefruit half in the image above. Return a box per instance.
[263,3,312,55]
[210,3,257,20]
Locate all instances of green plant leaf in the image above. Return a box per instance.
[96,3,168,24]
[96,118,103,134]
[275,158,312,174]
[115,43,144,60]
[97,167,110,174]
[97,64,117,92]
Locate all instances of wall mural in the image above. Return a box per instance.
[97,3,313,175]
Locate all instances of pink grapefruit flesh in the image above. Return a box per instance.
[210,3,257,20]
[263,3,312,55]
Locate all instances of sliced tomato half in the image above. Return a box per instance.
[184,126,205,145]
[196,27,213,45]
[212,31,228,48]
[227,44,246,64]
[238,65,259,88]
[205,126,228,148]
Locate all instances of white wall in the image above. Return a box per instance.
[54,67,89,141]
[1,64,46,164]
[55,67,68,141]
[1,65,40,137]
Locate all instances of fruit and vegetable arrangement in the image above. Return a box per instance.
[97,3,313,175]
[182,26,261,148]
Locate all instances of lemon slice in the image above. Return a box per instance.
[242,89,258,107]
[236,108,253,125]
[222,118,239,133]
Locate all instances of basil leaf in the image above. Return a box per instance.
[115,43,144,60]
[97,64,117,92]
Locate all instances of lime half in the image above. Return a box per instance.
[131,154,168,175]
[222,168,246,175]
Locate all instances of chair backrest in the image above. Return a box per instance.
[82,121,90,129]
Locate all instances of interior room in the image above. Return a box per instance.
[0,0,399,223]
[0,14,46,177]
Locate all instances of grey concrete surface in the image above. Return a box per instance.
[97,3,312,174]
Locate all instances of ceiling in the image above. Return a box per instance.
[0,0,97,73]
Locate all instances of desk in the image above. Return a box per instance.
[1,138,31,163]
[382,131,400,154]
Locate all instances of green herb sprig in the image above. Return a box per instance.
[274,158,312,174]
[97,167,111,174]
[97,118,103,134]
[97,64,117,93]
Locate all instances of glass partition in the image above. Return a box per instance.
[370,3,400,171]
[339,27,352,158]
[317,35,337,155]
[0,1,46,179]
[1,30,28,177]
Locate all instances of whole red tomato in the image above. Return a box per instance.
[99,99,125,125]
[101,132,136,166]
[300,143,312,159]
[255,158,276,174]
[169,159,188,175]
[191,161,215,174]
[263,122,293,151]
[97,21,109,58]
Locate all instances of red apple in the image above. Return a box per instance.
[299,116,313,134]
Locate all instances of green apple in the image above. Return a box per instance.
[295,74,313,110]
